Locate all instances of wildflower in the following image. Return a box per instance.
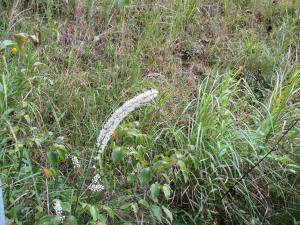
[92,174,100,183]
[70,155,80,168]
[273,107,280,113]
[44,168,53,178]
[88,184,105,192]
[88,174,104,193]
[96,89,158,152]
[11,47,18,55]
[53,200,65,222]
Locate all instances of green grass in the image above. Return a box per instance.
[0,0,300,224]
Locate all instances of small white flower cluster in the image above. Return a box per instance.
[70,155,80,168]
[96,89,159,152]
[53,199,65,222]
[88,174,104,192]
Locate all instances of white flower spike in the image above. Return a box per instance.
[53,199,65,222]
[96,89,158,152]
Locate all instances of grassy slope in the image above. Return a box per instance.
[0,0,300,224]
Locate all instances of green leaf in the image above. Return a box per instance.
[61,202,72,213]
[162,184,171,200]
[177,160,189,183]
[53,144,68,160]
[151,205,162,222]
[88,205,99,221]
[63,216,77,225]
[120,203,132,212]
[152,160,171,173]
[112,147,124,163]
[102,205,115,219]
[37,215,61,225]
[47,151,59,167]
[140,167,151,185]
[138,199,150,209]
[162,206,173,222]
[131,203,139,214]
[127,173,136,184]
[150,183,161,203]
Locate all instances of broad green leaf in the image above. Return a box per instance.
[139,167,151,185]
[102,205,115,219]
[63,216,77,225]
[127,173,136,184]
[138,199,150,209]
[151,205,162,222]
[162,206,173,222]
[47,151,59,167]
[131,203,139,214]
[88,205,99,221]
[120,203,132,212]
[37,215,61,225]
[112,147,124,163]
[61,202,71,213]
[150,183,161,203]
[53,144,68,160]
[152,160,171,172]
[162,184,171,200]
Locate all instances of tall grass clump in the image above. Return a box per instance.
[151,70,300,224]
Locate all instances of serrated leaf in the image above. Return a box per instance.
[162,206,173,222]
[150,183,161,203]
[151,205,162,222]
[140,167,151,185]
[162,184,171,200]
[112,147,124,163]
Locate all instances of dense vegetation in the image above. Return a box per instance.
[0,0,300,224]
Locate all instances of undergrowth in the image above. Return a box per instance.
[0,0,300,224]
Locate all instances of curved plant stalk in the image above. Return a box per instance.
[74,90,159,214]
[96,89,158,189]
[96,89,159,153]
